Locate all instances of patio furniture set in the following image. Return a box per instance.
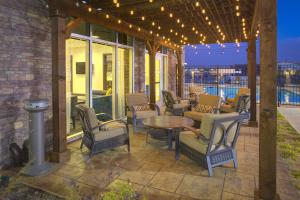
[76,86,251,176]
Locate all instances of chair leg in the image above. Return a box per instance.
[146,131,149,143]
[206,156,213,176]
[127,139,130,152]
[80,139,83,149]
[232,150,238,169]
[133,119,137,133]
[175,136,180,160]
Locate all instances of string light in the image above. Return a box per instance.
[160,6,164,11]
[130,10,134,15]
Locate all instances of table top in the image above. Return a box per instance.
[143,116,193,129]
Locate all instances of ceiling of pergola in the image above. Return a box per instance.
[86,0,256,45]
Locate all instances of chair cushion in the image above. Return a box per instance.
[83,106,101,130]
[179,131,208,154]
[126,93,149,107]
[133,104,151,111]
[184,111,206,121]
[194,104,214,113]
[220,104,235,113]
[127,110,157,119]
[200,113,239,145]
[101,121,126,131]
[94,128,125,141]
[173,103,188,110]
[198,94,221,108]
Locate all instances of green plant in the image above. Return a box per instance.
[102,181,145,200]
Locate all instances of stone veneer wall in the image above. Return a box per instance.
[167,49,178,93]
[133,39,146,93]
[0,0,52,168]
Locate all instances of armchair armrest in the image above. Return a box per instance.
[183,126,209,143]
[96,113,113,121]
[148,103,160,115]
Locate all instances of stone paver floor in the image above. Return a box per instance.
[1,125,300,200]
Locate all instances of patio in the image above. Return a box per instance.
[2,124,299,200]
[0,0,289,199]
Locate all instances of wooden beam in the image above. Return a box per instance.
[250,0,261,37]
[256,0,279,199]
[176,49,184,97]
[247,37,258,127]
[49,10,70,163]
[48,0,180,50]
[64,17,83,38]
[146,40,160,105]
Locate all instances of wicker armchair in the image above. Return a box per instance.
[76,104,130,157]
[175,113,248,176]
[184,94,221,127]
[162,90,190,116]
[189,85,206,106]
[220,94,250,114]
[125,93,160,132]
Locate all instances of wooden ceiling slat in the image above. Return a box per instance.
[50,0,256,45]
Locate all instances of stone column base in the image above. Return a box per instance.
[49,149,70,163]
[254,189,280,200]
[247,120,258,127]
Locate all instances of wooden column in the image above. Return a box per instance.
[146,41,160,105]
[256,0,279,199]
[247,37,258,127]
[50,10,70,163]
[176,49,183,97]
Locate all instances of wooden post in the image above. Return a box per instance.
[247,37,258,127]
[50,10,70,163]
[176,49,183,97]
[256,0,279,199]
[146,41,160,105]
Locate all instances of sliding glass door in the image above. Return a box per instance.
[66,38,89,136]
[92,43,115,120]
[117,47,133,118]
[145,52,168,103]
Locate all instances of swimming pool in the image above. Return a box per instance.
[202,86,300,104]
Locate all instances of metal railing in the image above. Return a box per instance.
[184,64,300,106]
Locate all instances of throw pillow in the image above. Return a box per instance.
[194,104,214,113]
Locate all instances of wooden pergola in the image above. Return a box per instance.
[48,0,278,199]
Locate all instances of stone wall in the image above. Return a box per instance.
[167,49,178,93]
[133,39,146,93]
[0,0,52,168]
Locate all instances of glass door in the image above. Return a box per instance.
[66,38,90,136]
[91,42,115,120]
[117,47,133,118]
[145,53,167,103]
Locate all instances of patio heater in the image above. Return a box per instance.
[22,99,56,176]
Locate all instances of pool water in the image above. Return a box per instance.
[203,86,300,104]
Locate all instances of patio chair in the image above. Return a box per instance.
[220,94,251,114]
[76,104,130,157]
[184,94,221,126]
[125,93,160,132]
[162,90,190,116]
[189,85,206,106]
[175,113,248,176]
[224,87,250,106]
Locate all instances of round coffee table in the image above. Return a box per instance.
[143,116,193,150]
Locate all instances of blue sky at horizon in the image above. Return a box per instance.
[185,0,300,66]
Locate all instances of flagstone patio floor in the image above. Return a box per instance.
[1,125,300,200]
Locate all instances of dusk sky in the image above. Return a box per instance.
[185,0,300,66]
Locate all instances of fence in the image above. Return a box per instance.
[184,64,300,106]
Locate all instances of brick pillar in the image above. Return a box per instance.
[247,37,258,127]
[50,10,70,163]
[134,40,146,92]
